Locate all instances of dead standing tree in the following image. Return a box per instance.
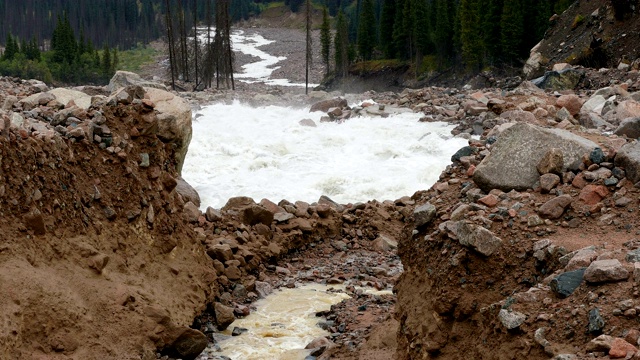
[305,0,312,94]
[215,0,234,90]
[165,0,233,91]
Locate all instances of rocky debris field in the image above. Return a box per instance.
[3,45,640,360]
[524,1,640,79]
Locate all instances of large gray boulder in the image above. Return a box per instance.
[532,68,584,91]
[145,87,192,174]
[614,141,640,184]
[473,123,598,192]
[108,70,168,93]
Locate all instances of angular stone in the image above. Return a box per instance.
[587,334,613,351]
[550,268,585,298]
[414,203,437,228]
[589,308,605,334]
[614,141,640,184]
[176,177,201,208]
[498,309,526,330]
[533,68,584,91]
[205,207,222,222]
[590,147,606,164]
[614,117,640,139]
[454,221,502,256]
[451,146,476,163]
[242,205,274,226]
[207,244,234,262]
[581,95,607,114]
[183,202,201,223]
[556,94,583,116]
[578,185,610,205]
[473,123,597,192]
[222,196,255,211]
[565,247,597,271]
[214,302,235,330]
[372,234,398,251]
[626,250,640,264]
[538,194,572,219]
[478,194,499,207]
[539,173,561,193]
[274,212,295,223]
[609,338,638,358]
[537,148,564,175]
[165,328,208,360]
[584,259,629,283]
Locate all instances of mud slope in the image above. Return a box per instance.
[0,81,217,359]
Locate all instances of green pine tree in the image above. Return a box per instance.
[320,6,331,75]
[500,0,524,63]
[334,10,350,77]
[2,33,18,60]
[356,0,376,61]
[101,44,111,76]
[459,0,483,71]
[379,0,396,58]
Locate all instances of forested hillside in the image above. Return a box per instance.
[0,0,577,85]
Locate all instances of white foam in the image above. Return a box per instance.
[182,101,467,209]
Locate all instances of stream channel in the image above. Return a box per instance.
[182,29,464,359]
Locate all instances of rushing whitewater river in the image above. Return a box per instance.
[183,104,466,209]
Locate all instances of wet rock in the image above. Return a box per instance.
[614,141,640,184]
[214,303,235,330]
[451,146,476,163]
[550,268,585,298]
[309,98,347,113]
[498,309,526,330]
[414,203,436,228]
[231,327,248,336]
[254,281,273,298]
[454,221,502,256]
[584,259,629,283]
[299,119,317,127]
[538,194,572,219]
[164,328,208,360]
[473,123,597,192]
[588,308,606,334]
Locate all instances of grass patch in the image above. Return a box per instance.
[116,45,159,72]
[571,14,585,29]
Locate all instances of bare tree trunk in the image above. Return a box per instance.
[305,0,312,94]
[165,0,176,90]
[178,0,188,82]
[193,0,199,88]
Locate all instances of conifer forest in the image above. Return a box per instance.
[0,0,576,85]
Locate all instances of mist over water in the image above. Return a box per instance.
[182,102,467,209]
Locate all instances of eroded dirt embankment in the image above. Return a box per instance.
[0,79,220,359]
